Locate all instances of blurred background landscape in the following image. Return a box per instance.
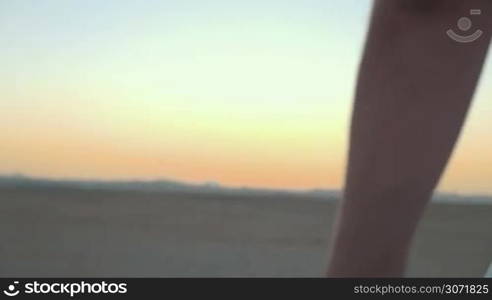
[1,0,492,277]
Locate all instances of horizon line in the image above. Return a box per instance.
[1,173,492,199]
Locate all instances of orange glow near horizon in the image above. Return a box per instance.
[2,1,492,194]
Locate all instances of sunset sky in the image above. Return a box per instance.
[1,0,492,194]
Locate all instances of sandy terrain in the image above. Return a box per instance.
[0,186,491,277]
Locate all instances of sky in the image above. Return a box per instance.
[1,0,492,194]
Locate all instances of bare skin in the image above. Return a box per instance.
[327,0,492,277]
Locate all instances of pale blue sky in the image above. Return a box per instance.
[1,1,492,193]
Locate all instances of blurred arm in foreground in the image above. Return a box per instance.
[327,0,492,277]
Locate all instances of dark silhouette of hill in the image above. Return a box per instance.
[0,174,340,200]
[0,174,490,204]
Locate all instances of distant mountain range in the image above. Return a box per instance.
[0,174,491,204]
[0,174,340,198]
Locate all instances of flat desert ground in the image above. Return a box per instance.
[1,186,491,277]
